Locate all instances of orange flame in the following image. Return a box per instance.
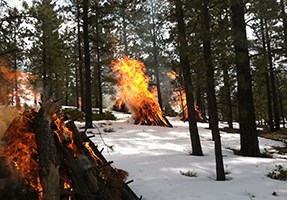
[0,58,37,107]
[0,112,42,193]
[52,114,77,155]
[167,70,177,80]
[112,56,170,126]
[167,70,202,120]
[115,98,123,110]
[171,88,203,120]
[0,110,77,198]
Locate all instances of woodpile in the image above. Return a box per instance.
[0,100,140,200]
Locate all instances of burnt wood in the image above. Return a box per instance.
[34,100,61,200]
[66,121,141,200]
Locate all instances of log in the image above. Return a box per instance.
[55,139,99,200]
[66,121,141,200]
[34,99,61,200]
[55,120,112,200]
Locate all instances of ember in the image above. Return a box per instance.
[112,56,172,127]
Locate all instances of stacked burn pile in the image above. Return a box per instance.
[0,100,140,200]
[112,56,172,127]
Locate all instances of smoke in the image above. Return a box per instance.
[0,106,20,142]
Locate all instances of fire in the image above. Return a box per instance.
[112,56,171,127]
[0,110,78,198]
[52,113,77,155]
[0,58,37,108]
[0,112,42,192]
[172,88,203,121]
[115,98,124,110]
[168,70,203,121]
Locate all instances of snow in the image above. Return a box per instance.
[76,112,287,200]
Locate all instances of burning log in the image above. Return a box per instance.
[66,121,140,200]
[0,99,141,200]
[34,99,61,200]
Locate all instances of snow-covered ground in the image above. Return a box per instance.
[76,112,287,200]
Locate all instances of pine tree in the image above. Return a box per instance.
[174,0,203,156]
[230,0,260,156]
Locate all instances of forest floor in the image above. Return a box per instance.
[221,126,287,155]
[258,128,287,155]
[75,112,287,200]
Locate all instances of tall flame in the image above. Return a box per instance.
[0,112,42,192]
[112,56,171,126]
[0,57,37,107]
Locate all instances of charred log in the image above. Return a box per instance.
[66,121,141,200]
[34,99,61,200]
[0,99,140,200]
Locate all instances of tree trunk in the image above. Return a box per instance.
[280,0,287,56]
[83,0,93,128]
[95,2,103,114]
[151,0,163,110]
[264,19,280,131]
[77,0,85,112]
[121,0,128,54]
[276,77,286,128]
[222,65,233,129]
[230,0,260,156]
[75,55,79,108]
[201,0,225,180]
[260,18,274,132]
[175,0,203,156]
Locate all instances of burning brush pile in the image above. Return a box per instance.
[112,56,172,127]
[0,61,139,200]
[167,70,203,122]
[0,101,140,200]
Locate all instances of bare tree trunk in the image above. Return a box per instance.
[201,0,225,180]
[83,0,93,128]
[260,18,274,132]
[230,0,260,156]
[280,0,287,56]
[77,0,85,112]
[222,62,233,129]
[95,1,103,114]
[264,19,280,131]
[175,0,203,156]
[121,0,128,54]
[151,0,163,110]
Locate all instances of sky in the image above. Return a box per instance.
[8,0,32,8]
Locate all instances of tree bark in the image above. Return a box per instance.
[230,0,260,156]
[175,0,203,156]
[121,0,128,54]
[264,19,280,131]
[77,0,85,112]
[83,0,93,128]
[260,17,274,132]
[200,0,225,180]
[95,1,103,114]
[150,0,163,110]
[222,64,233,129]
[280,0,287,56]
